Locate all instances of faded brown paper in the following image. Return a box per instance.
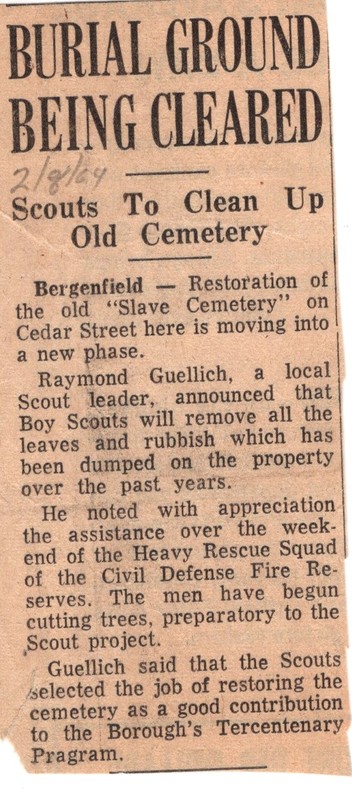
[0,0,351,775]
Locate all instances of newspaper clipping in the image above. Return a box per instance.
[0,0,351,775]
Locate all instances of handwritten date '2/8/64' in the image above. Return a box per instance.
[11,154,107,196]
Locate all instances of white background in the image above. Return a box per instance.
[1,0,351,796]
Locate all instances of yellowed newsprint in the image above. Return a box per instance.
[0,0,351,775]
